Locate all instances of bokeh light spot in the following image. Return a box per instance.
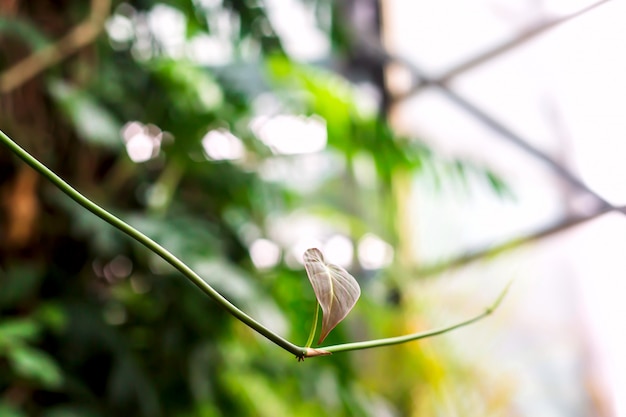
[250,239,281,269]
[201,129,245,161]
[358,234,394,270]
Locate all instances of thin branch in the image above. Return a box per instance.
[416,205,619,278]
[0,0,111,93]
[396,0,613,98]
[431,82,610,207]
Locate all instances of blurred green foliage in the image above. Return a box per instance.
[0,1,511,415]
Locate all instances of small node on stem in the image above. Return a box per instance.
[296,347,332,362]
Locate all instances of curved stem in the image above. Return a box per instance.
[0,129,306,358]
[314,281,512,355]
[0,128,509,361]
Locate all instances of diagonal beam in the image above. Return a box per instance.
[396,0,613,99]
[417,204,618,278]
[358,30,618,212]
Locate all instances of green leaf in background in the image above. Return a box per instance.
[6,345,64,388]
[0,265,42,308]
[0,402,27,417]
[303,248,360,344]
[0,319,40,347]
[148,58,223,112]
[47,79,123,149]
[0,17,50,50]
[34,303,67,333]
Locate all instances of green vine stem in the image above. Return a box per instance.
[318,281,511,355]
[0,129,509,360]
[0,128,306,358]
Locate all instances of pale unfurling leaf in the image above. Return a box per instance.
[303,248,360,344]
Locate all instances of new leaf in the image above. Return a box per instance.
[303,248,361,344]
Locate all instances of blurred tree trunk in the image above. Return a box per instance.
[0,0,74,258]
